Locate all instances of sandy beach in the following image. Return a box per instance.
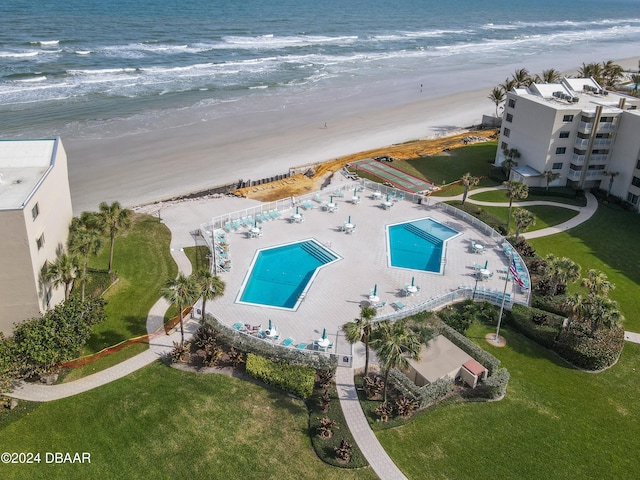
[64,55,640,214]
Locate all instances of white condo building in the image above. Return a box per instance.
[0,139,73,335]
[495,78,640,208]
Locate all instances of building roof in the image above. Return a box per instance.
[462,358,486,376]
[0,139,57,210]
[406,335,472,384]
[512,165,542,177]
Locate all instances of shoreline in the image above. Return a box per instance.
[64,55,640,214]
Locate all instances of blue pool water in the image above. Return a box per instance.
[388,218,459,273]
[238,240,338,309]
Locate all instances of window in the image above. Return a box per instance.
[563,114,574,122]
[587,164,605,170]
[552,162,563,170]
[555,147,566,154]
[636,159,640,170]
[600,116,614,123]
[44,287,52,309]
[31,203,39,220]
[569,164,582,171]
[632,176,640,188]
[591,149,609,155]
[503,127,510,137]
[559,131,570,139]
[577,132,590,139]
[627,193,639,205]
[36,233,45,250]
[580,115,592,123]
[506,113,513,123]
[508,99,516,108]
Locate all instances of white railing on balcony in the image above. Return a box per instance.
[567,170,582,180]
[571,153,586,164]
[590,154,609,162]
[574,138,590,148]
[593,138,611,146]
[578,121,593,132]
[598,122,616,131]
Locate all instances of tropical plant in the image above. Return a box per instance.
[363,374,385,400]
[511,67,531,87]
[43,252,81,301]
[319,389,331,413]
[542,170,561,190]
[565,293,623,333]
[334,438,353,463]
[581,269,615,297]
[162,273,199,345]
[601,60,624,87]
[500,78,516,94]
[513,208,536,241]
[460,172,480,205]
[342,304,377,376]
[228,347,244,367]
[578,62,604,85]
[603,171,619,198]
[317,417,338,440]
[488,87,505,117]
[375,402,394,423]
[168,341,191,363]
[395,396,419,418]
[630,74,640,95]
[503,180,529,232]
[501,147,521,178]
[316,370,334,390]
[192,269,226,323]
[535,68,562,83]
[543,254,581,298]
[371,320,421,403]
[98,201,132,273]
[68,212,103,301]
[196,343,223,367]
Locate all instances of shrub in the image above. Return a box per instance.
[169,341,191,364]
[363,374,384,400]
[319,389,331,413]
[375,402,394,423]
[0,335,18,394]
[395,396,419,418]
[316,417,338,439]
[554,324,624,371]
[508,304,564,349]
[476,367,510,399]
[334,439,353,464]
[245,353,315,398]
[389,369,454,409]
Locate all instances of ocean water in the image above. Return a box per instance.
[1,0,640,139]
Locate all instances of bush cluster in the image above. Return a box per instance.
[245,353,315,399]
[508,304,565,349]
[389,369,454,409]
[554,323,625,371]
[474,367,510,399]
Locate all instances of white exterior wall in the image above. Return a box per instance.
[608,112,640,205]
[0,139,73,335]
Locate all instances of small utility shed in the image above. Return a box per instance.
[405,335,487,388]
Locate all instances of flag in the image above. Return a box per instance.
[509,259,526,288]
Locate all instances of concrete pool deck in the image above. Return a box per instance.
[176,178,526,354]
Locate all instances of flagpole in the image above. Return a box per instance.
[494,253,512,343]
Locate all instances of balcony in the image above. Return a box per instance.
[590,154,609,162]
[578,121,593,133]
[575,138,590,148]
[598,121,616,131]
[571,153,586,164]
[593,138,611,146]
[567,170,582,180]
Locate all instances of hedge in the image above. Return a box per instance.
[554,324,625,371]
[436,323,501,375]
[245,353,315,399]
[389,369,453,408]
[477,367,510,399]
[203,314,336,372]
[508,304,564,349]
[531,295,569,316]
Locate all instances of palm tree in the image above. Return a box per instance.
[98,201,131,273]
[581,269,615,297]
[601,60,624,88]
[371,320,420,403]
[630,74,640,95]
[542,170,561,190]
[68,212,102,301]
[543,254,581,298]
[193,269,226,323]
[503,180,529,233]
[460,172,480,206]
[162,274,199,345]
[511,68,531,88]
[535,68,562,83]
[512,208,536,242]
[342,305,377,376]
[585,295,623,331]
[603,171,619,198]
[500,78,516,94]
[501,147,521,178]
[43,252,81,301]
[488,87,505,117]
[578,62,604,85]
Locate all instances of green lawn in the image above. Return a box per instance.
[84,214,177,353]
[377,323,640,480]
[0,363,376,480]
[469,188,585,206]
[529,204,640,332]
[60,342,149,384]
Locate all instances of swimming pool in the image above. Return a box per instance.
[237,239,339,309]
[387,218,460,273]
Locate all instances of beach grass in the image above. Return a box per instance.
[84,214,177,353]
[376,323,640,480]
[529,204,640,331]
[0,363,376,480]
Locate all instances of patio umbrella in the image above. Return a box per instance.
[254,219,257,228]
[353,188,357,196]
[348,215,351,224]
[268,319,272,330]
[386,194,390,201]
[296,206,299,214]
[321,328,327,340]
[484,260,489,270]
[373,284,377,296]
[330,195,334,203]
[411,276,415,287]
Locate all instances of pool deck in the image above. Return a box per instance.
[183,179,524,354]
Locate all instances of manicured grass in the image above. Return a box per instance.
[60,342,149,384]
[85,214,177,353]
[0,363,376,480]
[469,188,585,206]
[376,323,640,480]
[529,204,640,332]
[183,245,211,273]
